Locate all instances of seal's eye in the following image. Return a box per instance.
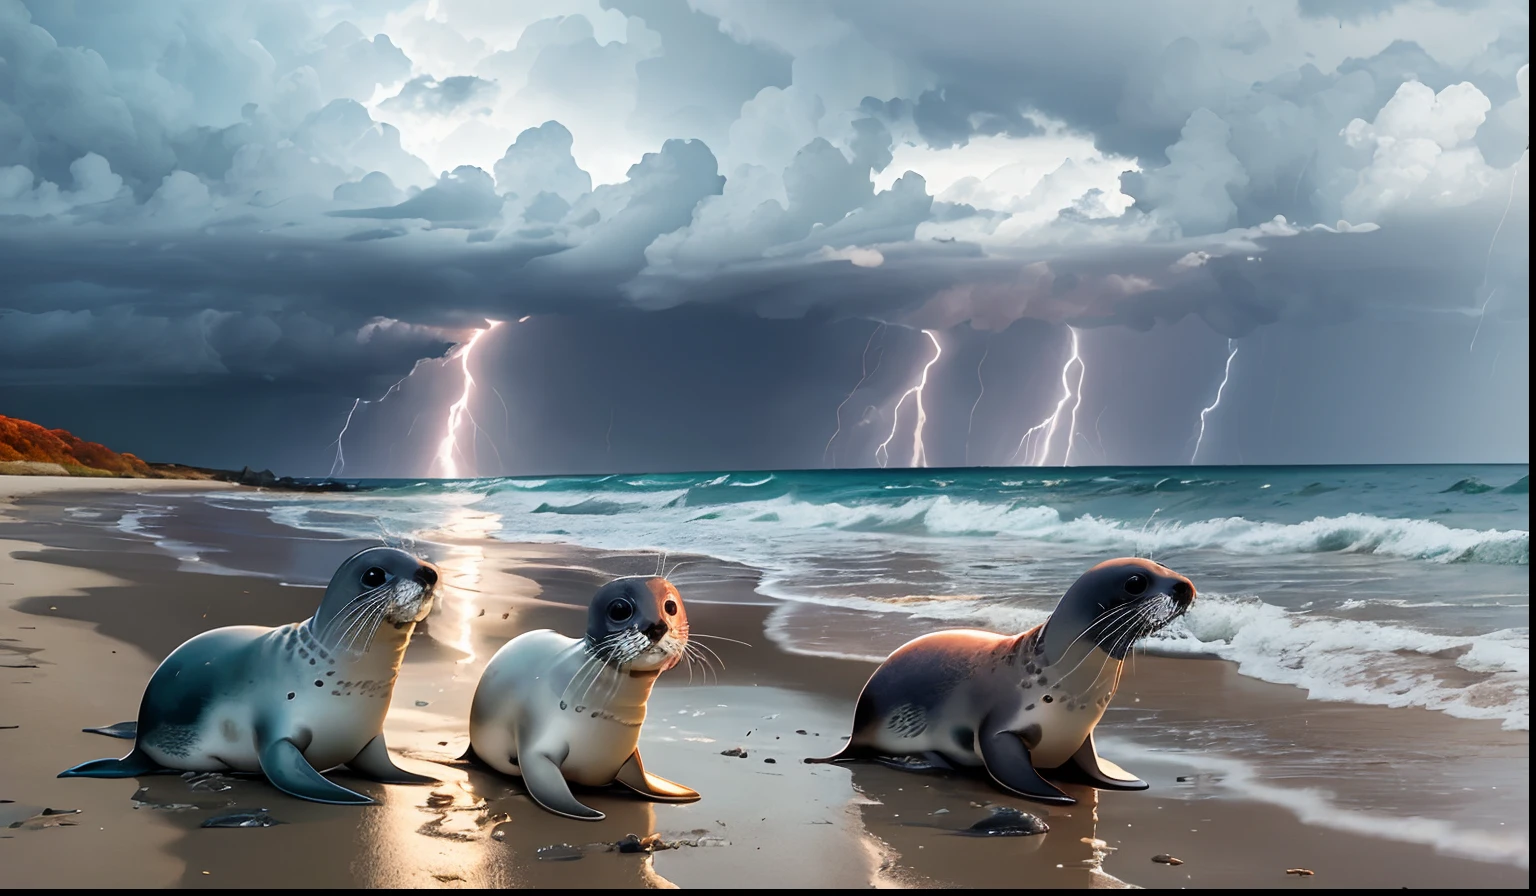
[607,600,634,623]
[361,567,389,589]
[1123,574,1148,596]
[664,599,678,615]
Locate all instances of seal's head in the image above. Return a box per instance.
[1041,557,1195,663]
[585,576,689,673]
[312,546,441,652]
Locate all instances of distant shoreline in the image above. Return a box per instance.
[0,460,367,493]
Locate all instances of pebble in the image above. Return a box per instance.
[958,806,1049,837]
[720,747,748,758]
[1286,868,1315,876]
[201,809,283,829]
[763,758,776,764]
[1152,854,1184,865]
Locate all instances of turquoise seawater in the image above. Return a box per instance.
[207,464,1529,730]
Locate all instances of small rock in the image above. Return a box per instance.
[640,833,669,852]
[931,808,950,816]
[958,806,1049,837]
[795,729,808,735]
[1286,868,1315,876]
[1152,854,1184,865]
[491,829,505,841]
[415,700,430,707]
[183,772,233,793]
[201,810,283,829]
[616,833,647,854]
[763,758,776,764]
[536,843,583,862]
[720,747,748,758]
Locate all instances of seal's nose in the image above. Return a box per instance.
[643,620,668,643]
[1170,578,1195,605]
[415,565,439,587]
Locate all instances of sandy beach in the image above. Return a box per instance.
[1,478,1527,889]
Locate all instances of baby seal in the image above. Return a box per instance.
[465,576,699,820]
[809,558,1195,805]
[59,546,442,805]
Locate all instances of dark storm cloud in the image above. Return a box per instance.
[0,0,1528,468]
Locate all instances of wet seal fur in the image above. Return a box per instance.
[808,558,1195,805]
[59,546,442,805]
[463,576,699,820]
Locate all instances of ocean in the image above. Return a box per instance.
[193,463,1530,733]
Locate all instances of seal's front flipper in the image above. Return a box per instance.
[977,727,1075,806]
[1045,732,1148,791]
[58,748,167,778]
[520,751,604,820]
[614,750,700,802]
[347,735,440,785]
[258,737,375,805]
[82,721,138,739]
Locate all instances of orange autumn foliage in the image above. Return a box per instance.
[0,415,153,476]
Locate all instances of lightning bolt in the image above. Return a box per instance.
[874,329,943,469]
[328,357,433,477]
[432,320,502,479]
[1010,327,1083,466]
[1191,339,1239,465]
[824,322,887,467]
[1471,150,1525,351]
[965,338,989,465]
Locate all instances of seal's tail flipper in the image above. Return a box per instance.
[1043,732,1148,792]
[58,748,166,778]
[803,739,869,764]
[81,721,138,739]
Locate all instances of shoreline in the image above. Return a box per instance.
[1,480,1528,888]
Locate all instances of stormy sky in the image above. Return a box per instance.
[0,0,1528,476]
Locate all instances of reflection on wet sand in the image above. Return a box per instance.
[418,504,505,664]
[841,763,1136,889]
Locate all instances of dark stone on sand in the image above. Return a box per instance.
[537,843,584,861]
[616,833,647,853]
[1152,854,1184,865]
[201,810,283,828]
[82,721,138,739]
[763,757,776,764]
[205,466,369,493]
[795,729,807,735]
[957,806,1049,837]
[721,747,748,758]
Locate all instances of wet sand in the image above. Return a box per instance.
[1,478,1528,888]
